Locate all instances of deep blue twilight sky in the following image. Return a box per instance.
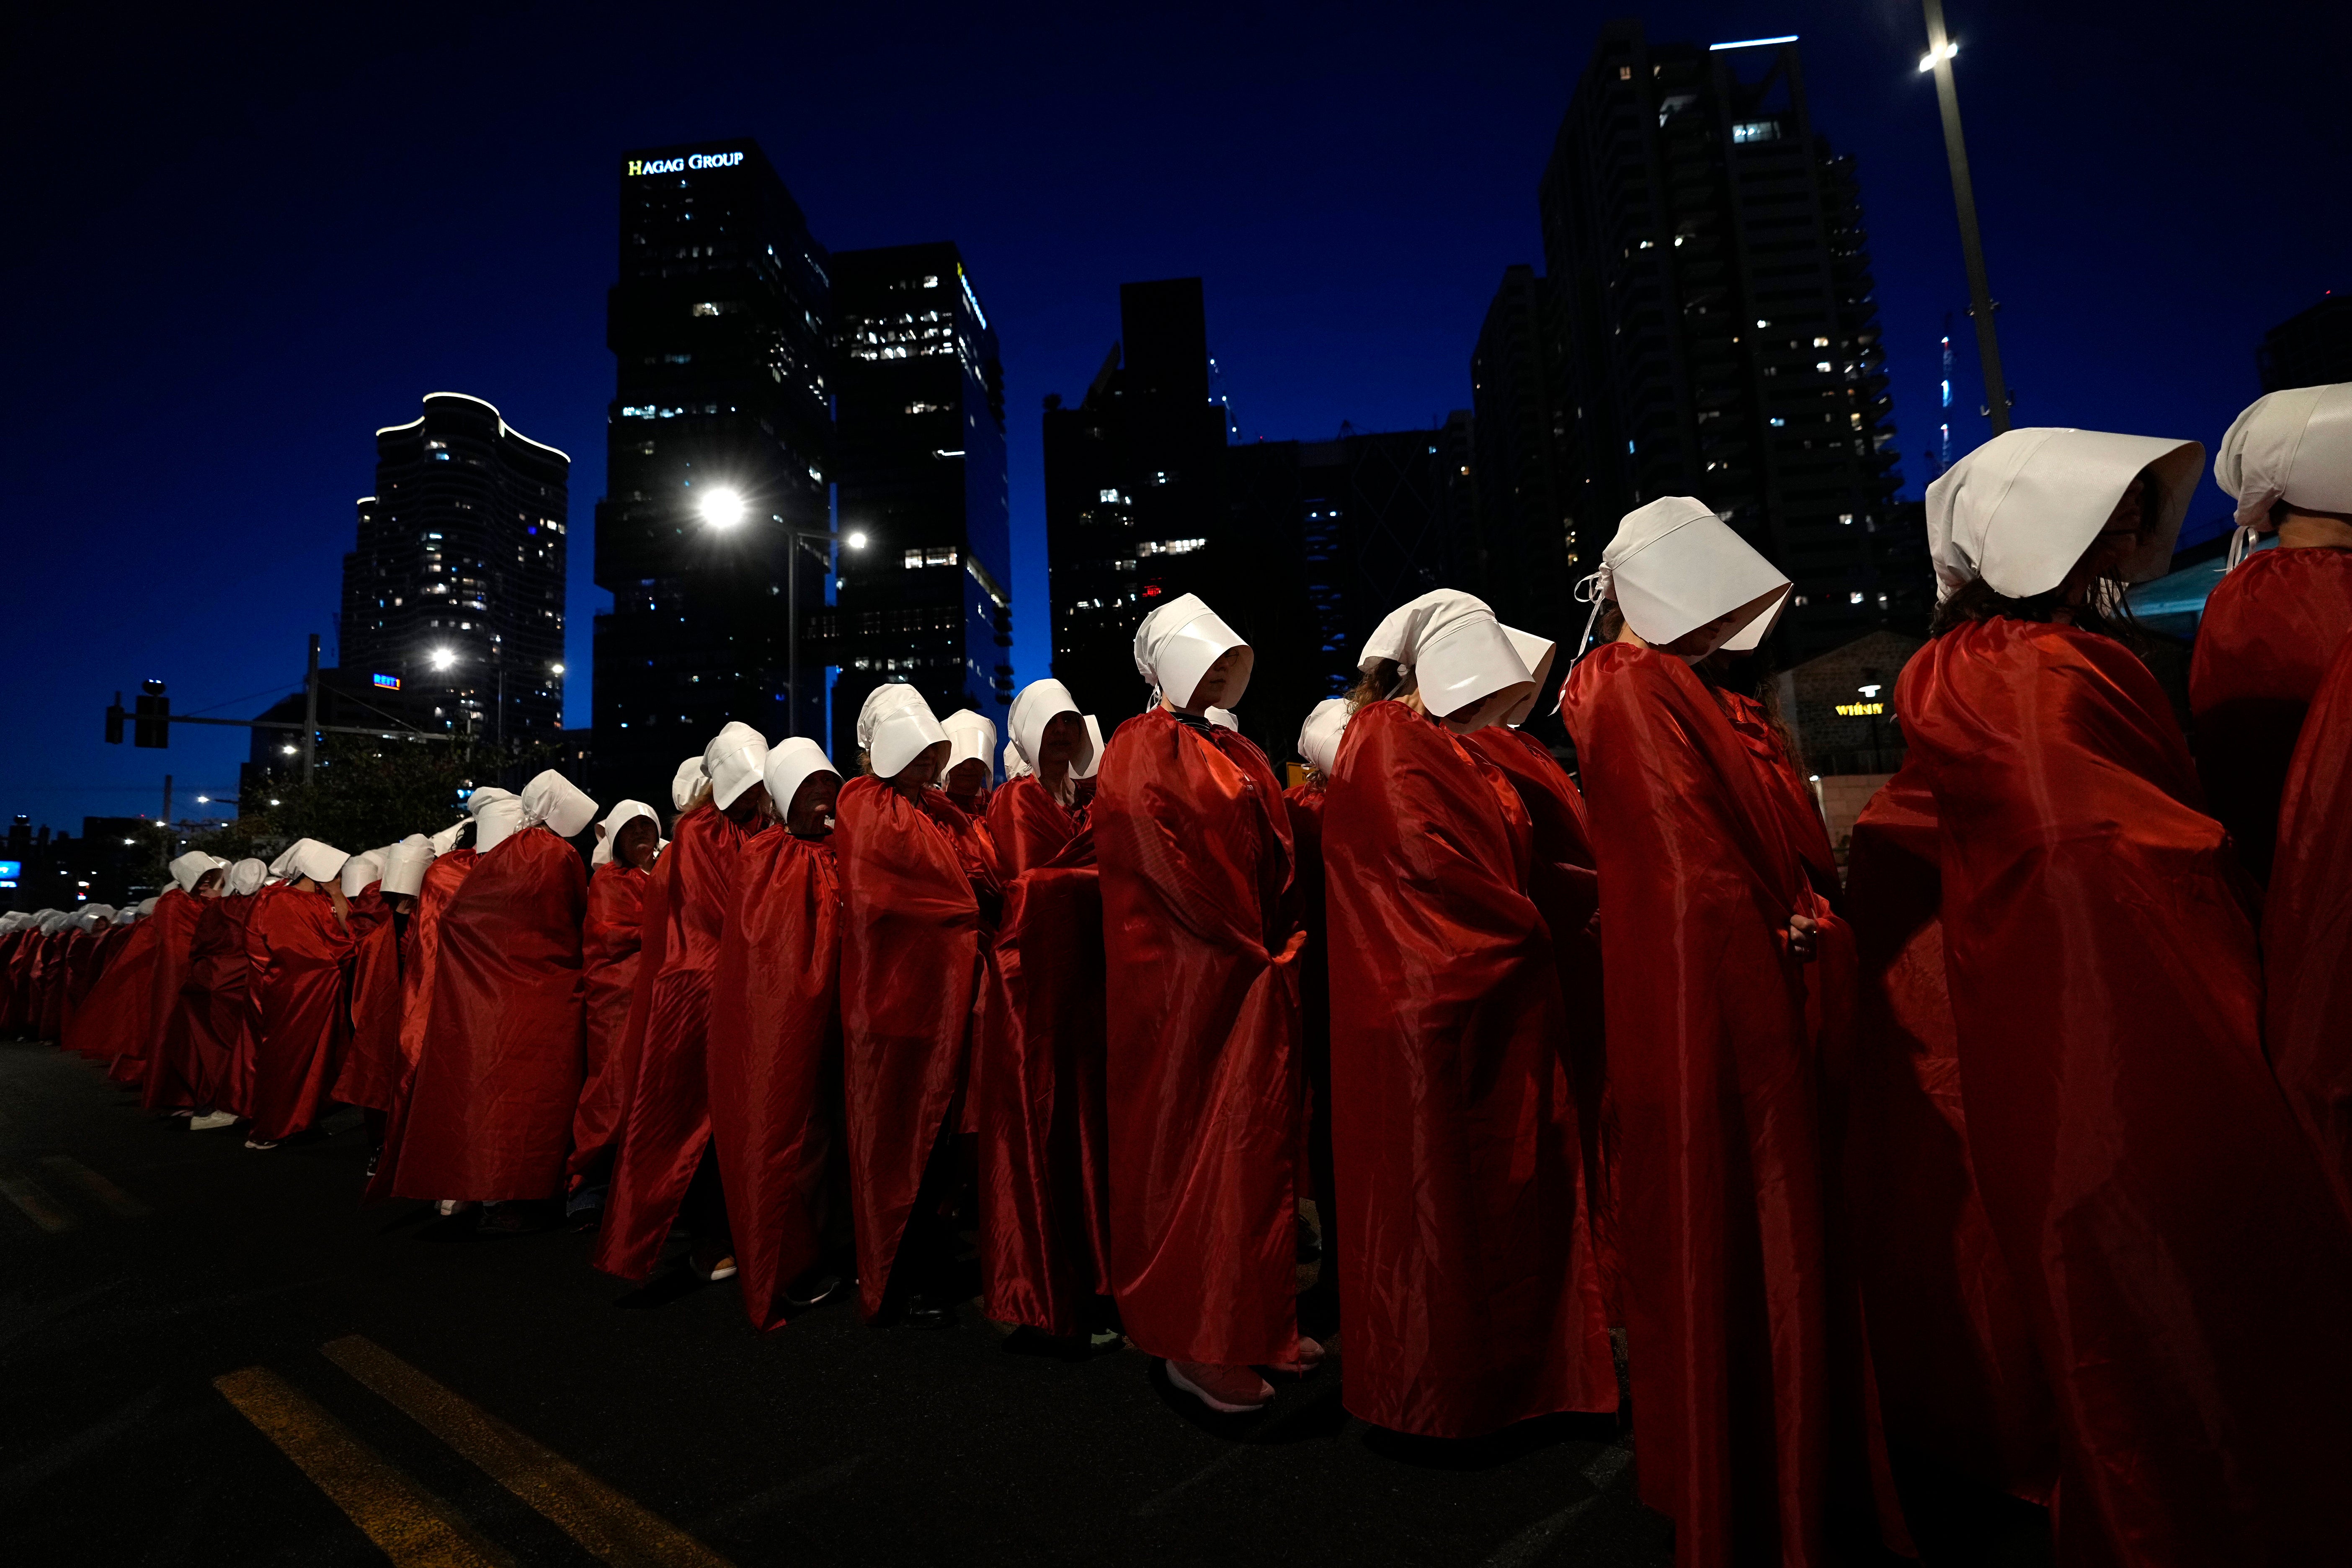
[4,1,2345,833]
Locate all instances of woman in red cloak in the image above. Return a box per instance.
[707,740,844,1331]
[59,908,127,1060]
[972,678,1111,1341]
[1326,591,1616,1441]
[1902,426,2352,1564]
[0,913,36,1037]
[383,774,595,1228]
[941,708,998,820]
[242,840,357,1151]
[2268,626,2352,1223]
[1284,698,1351,1281]
[78,905,162,1086]
[566,800,661,1202]
[1561,497,1903,1567]
[836,685,1001,1328]
[2189,384,2352,882]
[1096,593,1310,1415]
[163,858,265,1129]
[595,724,766,1283]
[332,838,432,1151]
[136,857,226,1106]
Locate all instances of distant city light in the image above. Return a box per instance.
[281,744,297,756]
[1919,41,1958,71]
[270,799,282,807]
[1710,34,1798,51]
[429,647,457,671]
[698,487,748,530]
[845,531,869,549]
[196,795,209,803]
[551,663,565,676]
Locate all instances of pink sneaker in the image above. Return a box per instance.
[1167,1360,1273,1413]
[1266,1335,1326,1377]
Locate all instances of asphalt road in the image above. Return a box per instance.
[0,1039,2050,1567]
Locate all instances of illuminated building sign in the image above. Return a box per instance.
[627,151,745,177]
[0,859,18,888]
[1835,701,1885,717]
[372,673,402,690]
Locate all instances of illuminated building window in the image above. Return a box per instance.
[1732,120,1780,143]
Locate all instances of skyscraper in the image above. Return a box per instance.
[1522,22,1921,658]
[2258,294,2352,392]
[1042,279,1233,724]
[816,242,1012,761]
[593,139,833,803]
[339,391,569,740]
[1470,265,1575,634]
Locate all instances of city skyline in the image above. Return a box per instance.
[6,0,2344,830]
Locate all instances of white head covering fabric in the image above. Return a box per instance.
[941,709,998,786]
[703,722,770,811]
[168,851,224,895]
[226,859,268,897]
[671,756,708,813]
[41,910,74,932]
[269,838,348,885]
[1077,715,1104,781]
[590,801,658,867]
[1133,592,1253,710]
[78,905,116,929]
[339,852,384,898]
[2216,384,2352,531]
[1926,427,2203,603]
[1003,741,1033,781]
[382,835,434,897]
[520,770,598,838]
[1599,498,1792,653]
[135,897,158,919]
[1297,698,1351,776]
[763,738,840,824]
[1361,589,1534,735]
[467,786,525,856]
[858,683,950,780]
[428,822,465,855]
[1497,626,1557,727]
[113,905,137,924]
[1204,707,1240,731]
[1007,679,1094,776]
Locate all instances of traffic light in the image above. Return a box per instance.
[105,692,126,745]
[134,679,170,748]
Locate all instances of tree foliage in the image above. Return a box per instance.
[192,735,558,860]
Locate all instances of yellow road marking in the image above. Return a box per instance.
[40,1155,150,1217]
[322,1336,732,1568]
[212,1366,515,1568]
[0,1173,75,1233]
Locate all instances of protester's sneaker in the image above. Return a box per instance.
[1266,1334,1327,1377]
[1167,1360,1273,1414]
[190,1111,237,1131]
[242,1136,279,1150]
[784,1269,843,1309]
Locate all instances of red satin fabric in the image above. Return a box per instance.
[1459,725,1618,1321]
[836,776,1000,1318]
[568,860,650,1187]
[1324,701,1615,1437]
[37,928,80,1041]
[1844,760,2056,1502]
[62,925,128,1057]
[386,828,588,1202]
[1281,784,1333,1238]
[361,851,479,1202]
[707,828,841,1331]
[0,928,31,1036]
[1561,642,1891,1568]
[331,890,405,1114]
[971,820,1110,1336]
[177,895,260,1114]
[242,884,356,1142]
[594,804,746,1281]
[2187,544,2352,882]
[1094,708,1304,1367]
[1902,616,2352,1564]
[70,920,160,1080]
[2262,627,2352,1223]
[985,774,1086,877]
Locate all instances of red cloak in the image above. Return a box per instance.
[1280,782,1334,1244]
[330,889,405,1114]
[2261,627,2352,1223]
[1844,760,2056,1502]
[242,884,355,1142]
[384,828,587,1202]
[1324,701,1616,1438]
[68,918,161,1081]
[172,895,260,1114]
[593,804,746,1280]
[1093,708,1304,1367]
[1458,724,1618,1320]
[985,774,1086,877]
[1560,642,1893,1567]
[0,927,31,1036]
[37,927,81,1042]
[2187,544,2352,881]
[707,828,841,1331]
[971,817,1109,1336]
[568,860,651,1187]
[62,923,129,1058]
[360,851,479,1201]
[1902,616,2352,1564]
[835,776,1000,1318]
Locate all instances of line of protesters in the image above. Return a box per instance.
[8,384,2352,1566]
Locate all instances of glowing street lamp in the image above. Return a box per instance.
[551,663,565,676]
[429,647,458,671]
[845,530,869,550]
[698,487,748,530]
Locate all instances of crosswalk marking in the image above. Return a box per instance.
[39,1155,150,1218]
[0,1173,75,1233]
[212,1366,516,1568]
[322,1335,733,1568]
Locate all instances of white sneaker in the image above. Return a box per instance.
[190,1111,237,1131]
[243,1137,279,1150]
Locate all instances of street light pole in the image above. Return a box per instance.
[784,526,838,740]
[302,634,320,784]
[1921,0,2012,436]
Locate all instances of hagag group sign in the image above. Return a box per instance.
[627,151,746,177]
